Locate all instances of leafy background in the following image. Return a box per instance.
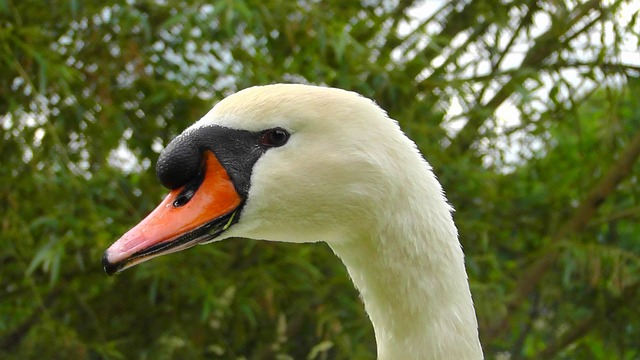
[1,0,640,359]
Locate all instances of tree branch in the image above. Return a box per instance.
[469,0,540,106]
[486,128,640,340]
[422,62,640,88]
[531,281,640,359]
[591,205,640,226]
[450,0,602,155]
[403,0,485,79]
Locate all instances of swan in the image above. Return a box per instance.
[103,84,483,359]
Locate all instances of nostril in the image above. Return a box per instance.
[173,187,196,207]
[170,160,206,207]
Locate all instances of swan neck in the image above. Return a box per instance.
[331,182,483,359]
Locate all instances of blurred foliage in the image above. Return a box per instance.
[1,0,640,359]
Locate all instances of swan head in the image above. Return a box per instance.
[103,84,425,274]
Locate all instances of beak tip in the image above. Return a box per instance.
[102,251,122,276]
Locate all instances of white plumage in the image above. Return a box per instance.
[194,84,483,359]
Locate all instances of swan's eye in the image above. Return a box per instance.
[260,128,290,147]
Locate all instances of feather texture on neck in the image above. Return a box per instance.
[326,124,483,359]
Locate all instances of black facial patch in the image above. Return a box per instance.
[156,125,271,198]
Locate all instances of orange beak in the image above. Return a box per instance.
[103,151,241,275]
